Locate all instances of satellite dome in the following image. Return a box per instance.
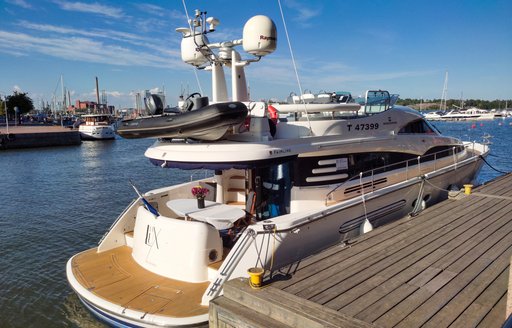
[242,15,277,56]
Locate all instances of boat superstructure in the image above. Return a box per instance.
[66,9,489,327]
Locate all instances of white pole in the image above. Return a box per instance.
[3,95,8,134]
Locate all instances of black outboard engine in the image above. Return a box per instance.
[144,94,164,115]
[182,92,209,111]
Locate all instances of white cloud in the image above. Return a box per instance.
[0,30,184,69]
[106,91,123,97]
[6,0,32,9]
[135,3,166,17]
[54,1,125,19]
[19,21,144,42]
[167,9,186,20]
[284,0,322,26]
[13,85,23,92]
[18,21,181,57]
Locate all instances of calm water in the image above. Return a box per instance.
[1,119,511,327]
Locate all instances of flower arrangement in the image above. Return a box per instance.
[191,186,209,199]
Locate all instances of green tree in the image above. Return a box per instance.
[5,92,34,119]
[0,99,5,116]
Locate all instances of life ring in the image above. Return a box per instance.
[268,105,278,125]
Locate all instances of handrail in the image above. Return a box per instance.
[189,169,209,182]
[325,145,468,204]
[205,228,256,299]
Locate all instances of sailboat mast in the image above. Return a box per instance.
[95,77,100,113]
[60,75,65,126]
[61,75,65,110]
[440,71,448,111]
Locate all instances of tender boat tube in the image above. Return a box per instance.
[117,102,248,140]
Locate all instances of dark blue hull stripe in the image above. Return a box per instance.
[79,296,142,328]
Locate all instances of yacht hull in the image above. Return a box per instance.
[79,125,116,140]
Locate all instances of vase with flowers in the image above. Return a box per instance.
[191,186,209,208]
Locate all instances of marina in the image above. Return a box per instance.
[212,172,512,327]
[0,118,510,328]
[1,2,510,328]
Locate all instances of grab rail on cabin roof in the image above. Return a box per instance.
[324,144,475,205]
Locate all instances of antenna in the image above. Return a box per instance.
[277,0,312,134]
[176,8,277,103]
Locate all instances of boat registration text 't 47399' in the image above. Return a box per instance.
[347,123,379,132]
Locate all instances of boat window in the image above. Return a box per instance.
[254,161,293,220]
[293,152,416,187]
[347,152,418,177]
[421,145,465,163]
[356,90,395,115]
[293,145,467,188]
[398,119,435,134]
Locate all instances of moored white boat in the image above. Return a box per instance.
[78,114,116,140]
[66,9,489,327]
[436,108,496,121]
[423,111,445,120]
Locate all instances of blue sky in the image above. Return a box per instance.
[1,0,511,109]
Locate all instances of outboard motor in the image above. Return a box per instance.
[181,93,209,111]
[192,96,209,110]
[144,94,164,116]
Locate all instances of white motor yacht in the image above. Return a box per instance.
[66,9,489,327]
[79,114,116,140]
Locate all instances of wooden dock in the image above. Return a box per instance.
[211,173,512,327]
[0,125,81,149]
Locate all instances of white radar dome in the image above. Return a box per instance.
[242,15,277,56]
[177,27,209,66]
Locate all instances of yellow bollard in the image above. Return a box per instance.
[247,267,265,288]
[464,184,473,195]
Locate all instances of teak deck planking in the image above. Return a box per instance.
[71,246,210,318]
[270,173,512,327]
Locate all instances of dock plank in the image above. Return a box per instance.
[476,293,508,328]
[304,197,512,306]
[326,201,512,314]
[393,235,512,327]
[284,195,493,299]
[374,213,512,327]
[277,181,510,288]
[424,266,509,327]
[271,173,512,328]
[274,191,485,290]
